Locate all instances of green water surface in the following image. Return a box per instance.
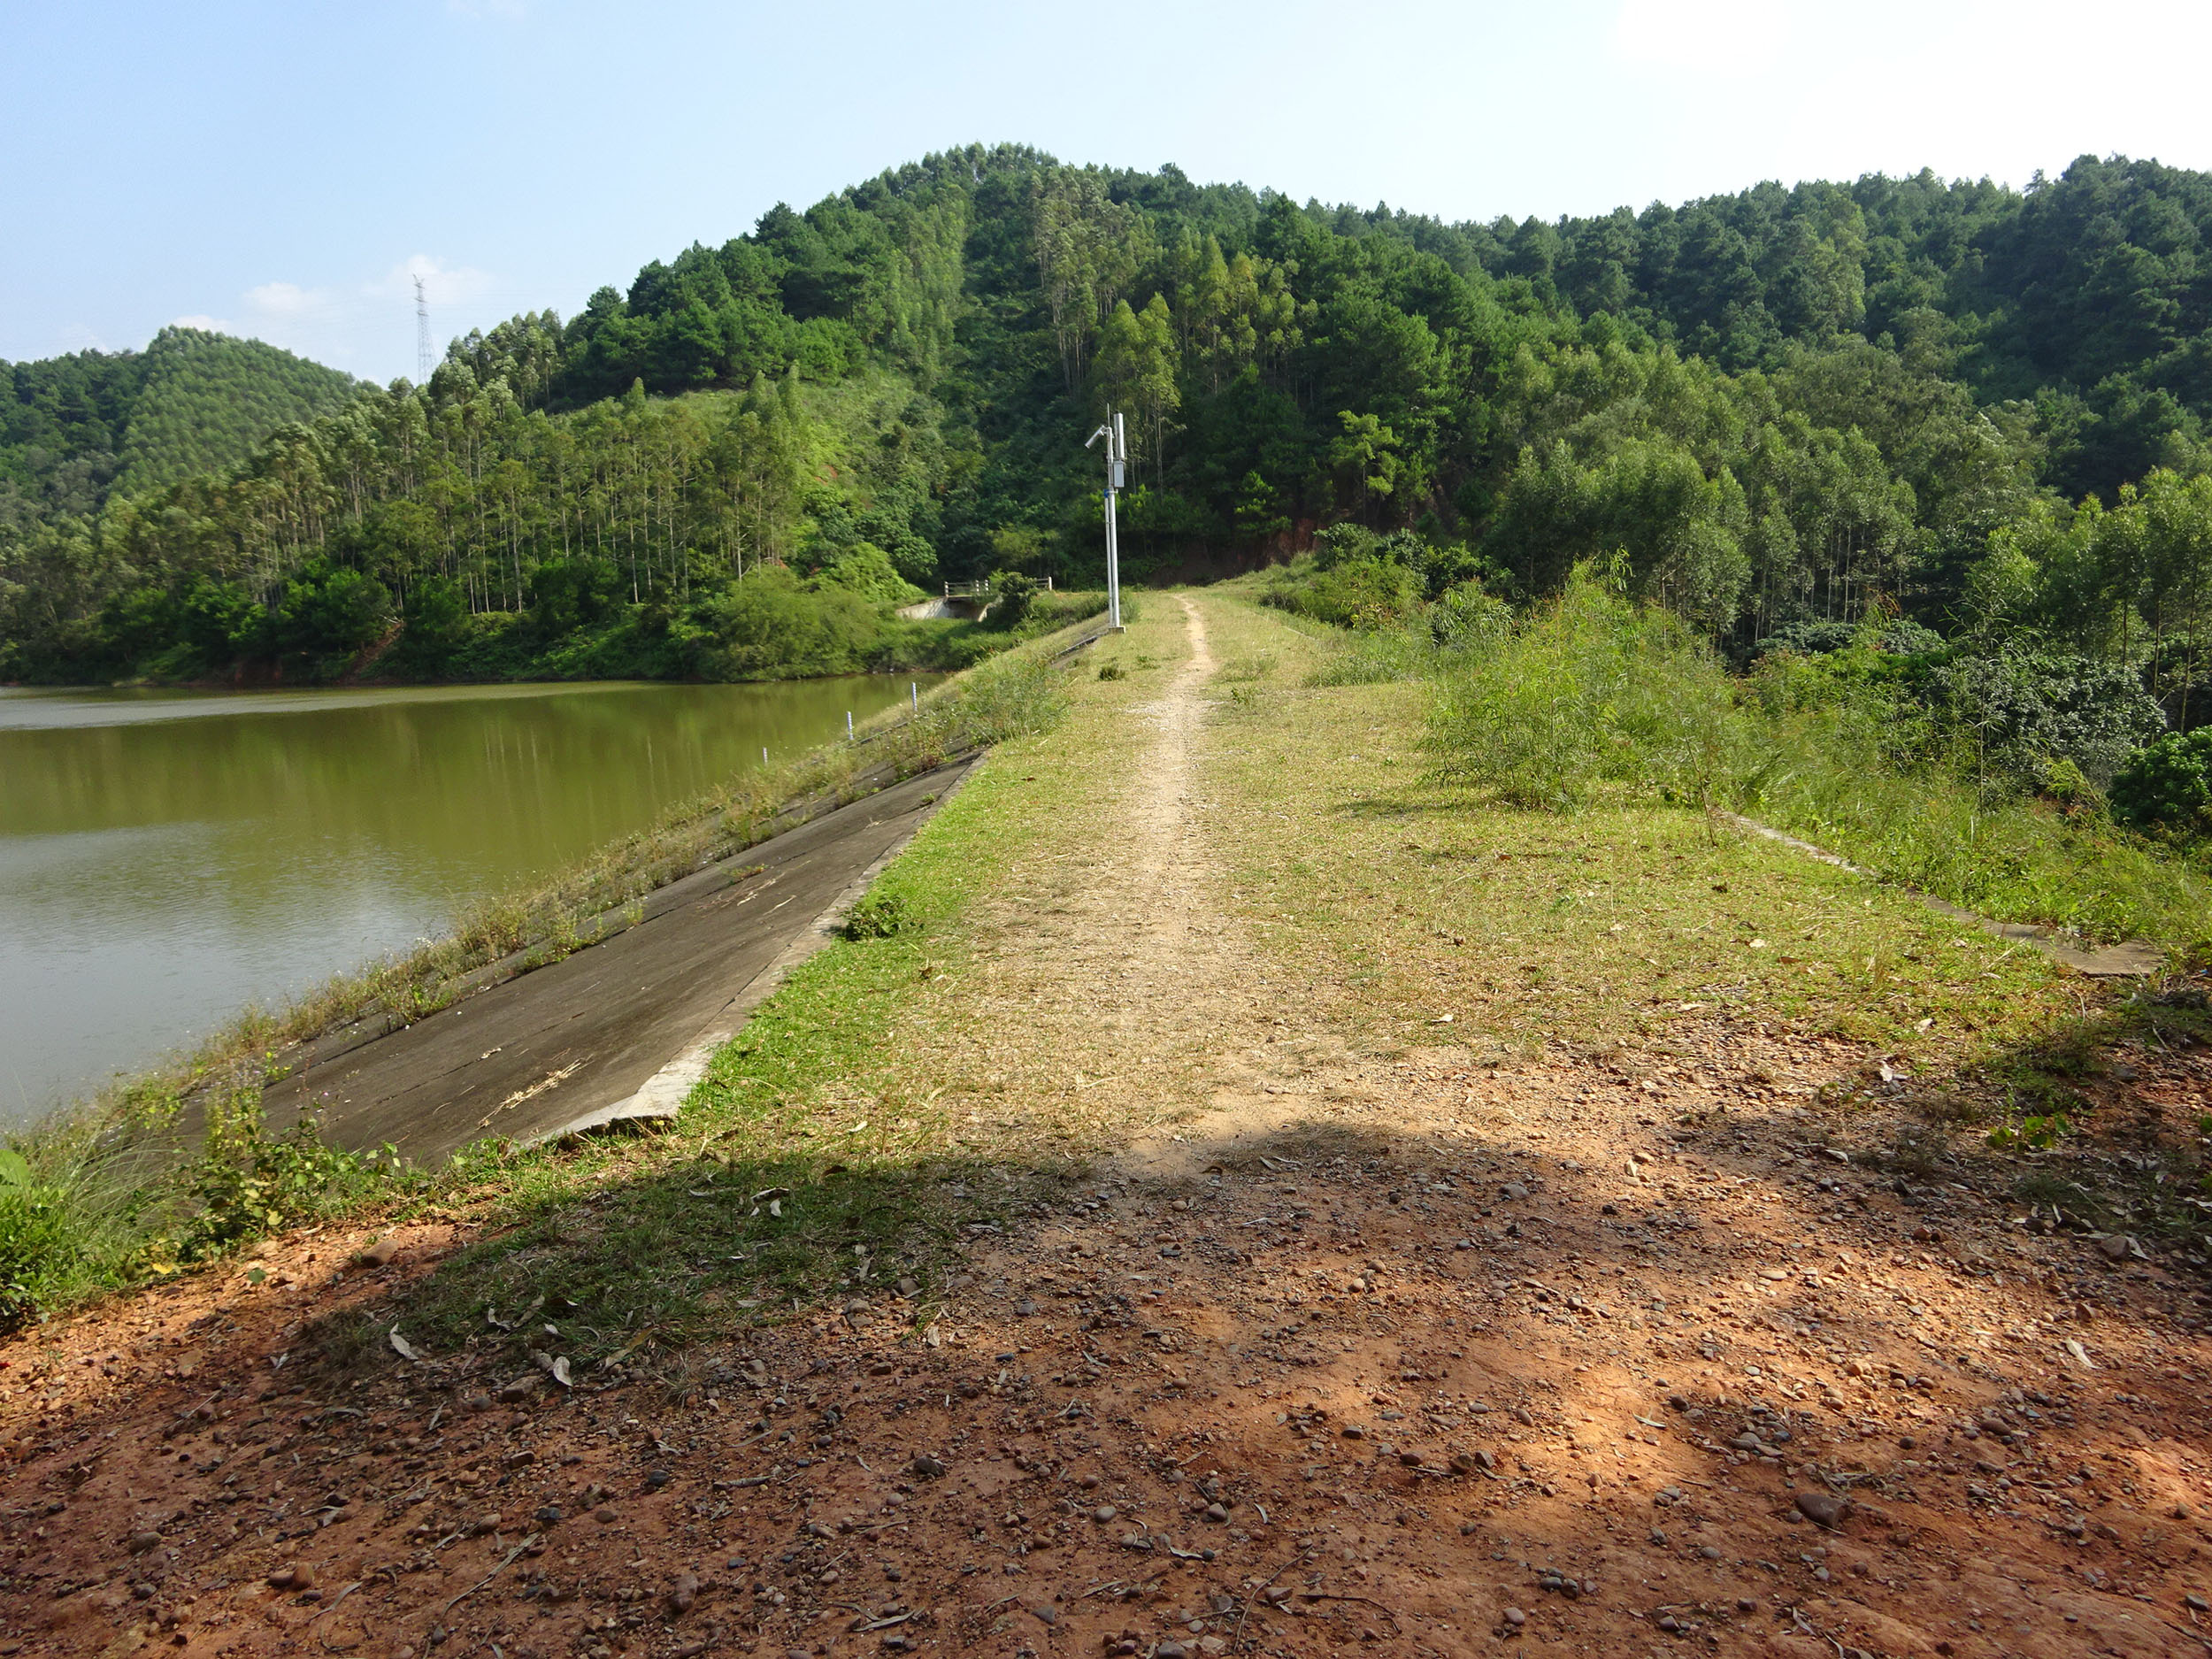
[0,676,933,1125]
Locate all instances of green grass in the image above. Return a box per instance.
[1204,580,2212,1248]
[1196,594,2075,1064]
[1730,703,2212,956]
[1406,566,2212,957]
[318,846,1050,1370]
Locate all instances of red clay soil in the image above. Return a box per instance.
[5,1023,2212,1659]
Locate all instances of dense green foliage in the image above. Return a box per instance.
[5,148,2212,712]
[1,326,363,531]
[1408,565,2212,953]
[1443,158,2212,501]
[2110,728,2212,834]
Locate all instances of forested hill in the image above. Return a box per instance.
[1,326,364,527]
[111,329,368,495]
[1417,157,2212,502]
[4,146,2211,693]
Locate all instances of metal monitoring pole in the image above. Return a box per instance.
[1086,411,1128,631]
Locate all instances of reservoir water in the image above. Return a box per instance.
[0,676,933,1126]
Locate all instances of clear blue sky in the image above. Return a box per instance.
[5,0,2208,382]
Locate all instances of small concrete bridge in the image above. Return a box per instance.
[895,576,1055,622]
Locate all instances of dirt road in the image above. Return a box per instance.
[5,595,2211,1659]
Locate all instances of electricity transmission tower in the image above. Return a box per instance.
[415,276,432,383]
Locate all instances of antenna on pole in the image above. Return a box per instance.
[414,275,433,383]
[1085,412,1127,632]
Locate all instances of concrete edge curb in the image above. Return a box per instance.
[283,746,987,1084]
[1720,810,2166,978]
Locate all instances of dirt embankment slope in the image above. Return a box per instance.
[4,593,2209,1659]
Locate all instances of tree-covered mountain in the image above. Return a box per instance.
[4,146,2209,699]
[0,326,364,530]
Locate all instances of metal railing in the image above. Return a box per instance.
[942,577,1054,597]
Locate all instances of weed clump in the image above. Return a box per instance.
[841,893,911,941]
[2110,728,2212,836]
[0,1149,75,1334]
[1409,562,2212,956]
[171,1093,411,1264]
[1425,561,1741,810]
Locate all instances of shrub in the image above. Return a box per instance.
[2110,729,2212,835]
[527,557,626,639]
[278,557,395,657]
[1750,637,2166,795]
[1428,580,1512,650]
[173,1092,401,1263]
[1733,649,2210,949]
[403,574,471,656]
[0,1149,75,1333]
[2146,632,2212,732]
[1275,556,1424,631]
[1753,618,1945,658]
[1310,524,1494,600]
[1934,649,2168,789]
[685,565,882,678]
[179,577,267,664]
[810,542,926,608]
[1417,563,2212,950]
[987,572,1039,632]
[1425,562,1745,809]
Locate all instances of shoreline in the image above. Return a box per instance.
[15,614,1104,1135]
[0,610,1106,1320]
[0,667,932,696]
[3,586,1111,696]
[0,672,944,1127]
[254,752,988,1164]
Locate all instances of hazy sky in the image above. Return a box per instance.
[6,0,2208,382]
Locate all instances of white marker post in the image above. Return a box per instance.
[1086,411,1128,632]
